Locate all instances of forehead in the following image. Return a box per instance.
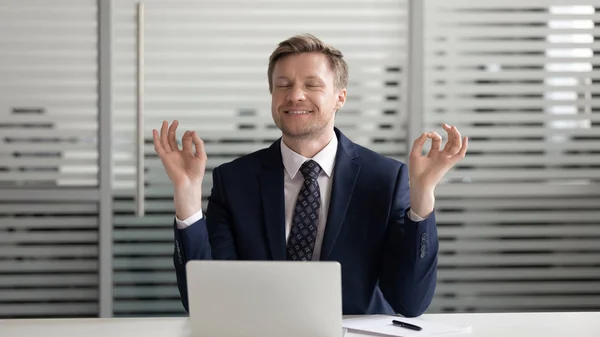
[273,52,334,80]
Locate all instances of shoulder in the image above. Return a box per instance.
[213,143,278,176]
[336,127,405,172]
[214,149,265,173]
[351,142,406,175]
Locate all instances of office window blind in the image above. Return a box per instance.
[424,0,600,312]
[0,0,99,318]
[112,0,409,316]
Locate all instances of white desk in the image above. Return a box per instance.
[1,312,599,337]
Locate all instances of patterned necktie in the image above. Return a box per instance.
[286,160,322,261]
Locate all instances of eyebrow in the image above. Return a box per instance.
[275,76,324,80]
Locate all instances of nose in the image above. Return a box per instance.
[287,85,306,102]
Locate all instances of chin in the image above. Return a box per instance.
[280,127,312,139]
[279,123,327,140]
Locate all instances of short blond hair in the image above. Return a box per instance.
[267,34,348,93]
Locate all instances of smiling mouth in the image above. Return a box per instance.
[284,110,312,114]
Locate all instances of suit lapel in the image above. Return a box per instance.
[259,140,287,260]
[320,129,360,260]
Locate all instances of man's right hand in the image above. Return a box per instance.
[153,120,207,220]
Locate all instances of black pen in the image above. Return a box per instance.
[392,319,422,331]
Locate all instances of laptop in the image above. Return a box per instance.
[186,260,343,337]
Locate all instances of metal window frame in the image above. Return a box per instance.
[98,0,113,318]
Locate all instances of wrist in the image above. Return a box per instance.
[410,187,435,218]
[173,183,203,220]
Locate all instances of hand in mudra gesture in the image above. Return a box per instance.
[152,120,207,219]
[409,123,468,193]
[152,120,207,188]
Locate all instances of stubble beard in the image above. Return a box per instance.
[276,114,332,141]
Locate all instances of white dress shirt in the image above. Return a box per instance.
[175,135,425,261]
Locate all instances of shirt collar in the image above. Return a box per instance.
[280,134,338,179]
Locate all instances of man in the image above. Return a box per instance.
[153,34,467,316]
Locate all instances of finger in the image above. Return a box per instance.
[429,132,443,156]
[152,129,166,156]
[442,126,460,155]
[448,126,462,155]
[442,123,452,145]
[168,120,179,151]
[182,131,193,156]
[160,121,172,153]
[451,136,468,162]
[441,123,455,154]
[410,132,428,157]
[191,131,206,159]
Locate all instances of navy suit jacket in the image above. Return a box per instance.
[173,128,438,317]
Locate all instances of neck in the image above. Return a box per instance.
[282,128,335,158]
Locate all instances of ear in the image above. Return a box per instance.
[336,88,347,110]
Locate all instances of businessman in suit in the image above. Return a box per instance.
[153,34,468,317]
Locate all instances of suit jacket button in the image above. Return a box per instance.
[175,241,183,262]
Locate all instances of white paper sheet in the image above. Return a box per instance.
[342,315,472,337]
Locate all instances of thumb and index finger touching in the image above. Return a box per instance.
[152,120,206,159]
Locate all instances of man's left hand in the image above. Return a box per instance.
[408,123,468,218]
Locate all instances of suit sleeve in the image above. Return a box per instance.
[173,166,238,311]
[377,163,438,317]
